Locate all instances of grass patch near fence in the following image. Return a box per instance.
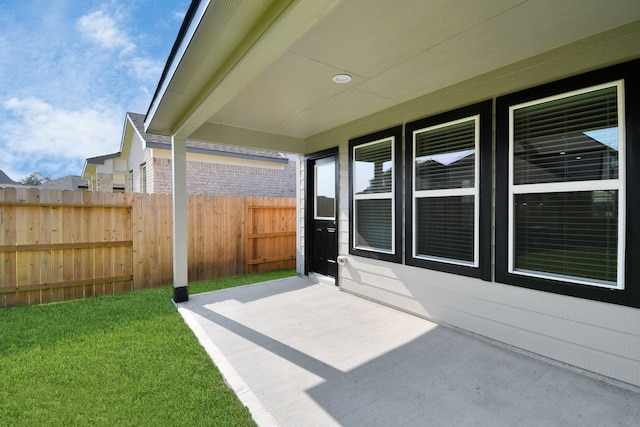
[0,269,296,427]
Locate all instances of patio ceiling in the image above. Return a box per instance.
[145,0,640,153]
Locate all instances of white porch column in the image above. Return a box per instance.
[172,135,189,302]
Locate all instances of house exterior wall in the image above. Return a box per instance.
[297,158,306,275]
[87,177,96,191]
[146,150,296,197]
[151,157,172,194]
[303,23,640,388]
[95,173,113,192]
[126,130,152,193]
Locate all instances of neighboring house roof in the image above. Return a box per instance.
[38,175,88,191]
[0,170,18,185]
[0,171,87,190]
[85,152,122,165]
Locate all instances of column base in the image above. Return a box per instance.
[173,286,189,303]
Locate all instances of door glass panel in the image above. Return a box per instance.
[315,162,335,219]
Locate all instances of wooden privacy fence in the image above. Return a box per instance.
[0,187,296,307]
[246,205,297,273]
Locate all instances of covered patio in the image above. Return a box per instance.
[147,0,640,397]
[177,276,640,426]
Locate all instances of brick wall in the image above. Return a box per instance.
[120,126,297,197]
[152,158,172,194]
[96,173,113,192]
[150,156,297,197]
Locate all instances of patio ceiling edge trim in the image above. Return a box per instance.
[171,0,343,138]
[145,0,343,144]
[144,0,208,132]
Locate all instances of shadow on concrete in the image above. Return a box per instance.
[306,327,640,426]
[181,277,640,426]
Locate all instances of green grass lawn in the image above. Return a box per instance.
[0,269,296,427]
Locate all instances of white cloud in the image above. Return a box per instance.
[76,10,135,54]
[75,7,163,88]
[0,1,184,180]
[127,57,164,84]
[0,97,123,178]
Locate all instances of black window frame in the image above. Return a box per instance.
[405,100,492,280]
[349,126,403,263]
[496,59,640,308]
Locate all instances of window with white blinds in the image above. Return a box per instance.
[412,117,479,266]
[508,81,624,288]
[353,137,395,253]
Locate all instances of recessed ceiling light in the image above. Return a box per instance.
[332,74,352,84]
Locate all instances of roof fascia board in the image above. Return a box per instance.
[85,152,122,165]
[120,113,137,155]
[81,161,95,180]
[126,112,155,150]
[145,0,210,128]
[149,0,342,141]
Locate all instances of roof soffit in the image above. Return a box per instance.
[147,0,640,150]
[209,0,640,141]
[146,0,343,139]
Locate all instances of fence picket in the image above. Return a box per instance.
[0,188,296,307]
[246,203,296,273]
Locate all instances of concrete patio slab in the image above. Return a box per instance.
[177,276,640,426]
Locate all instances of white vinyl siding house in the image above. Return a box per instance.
[143,0,640,389]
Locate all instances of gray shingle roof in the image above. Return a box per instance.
[85,152,121,165]
[0,170,18,185]
[39,175,88,191]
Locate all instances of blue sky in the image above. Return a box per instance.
[0,0,189,181]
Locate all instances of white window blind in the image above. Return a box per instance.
[509,82,624,288]
[353,138,394,252]
[413,117,479,265]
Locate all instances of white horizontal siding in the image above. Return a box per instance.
[340,257,640,386]
[297,158,306,274]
